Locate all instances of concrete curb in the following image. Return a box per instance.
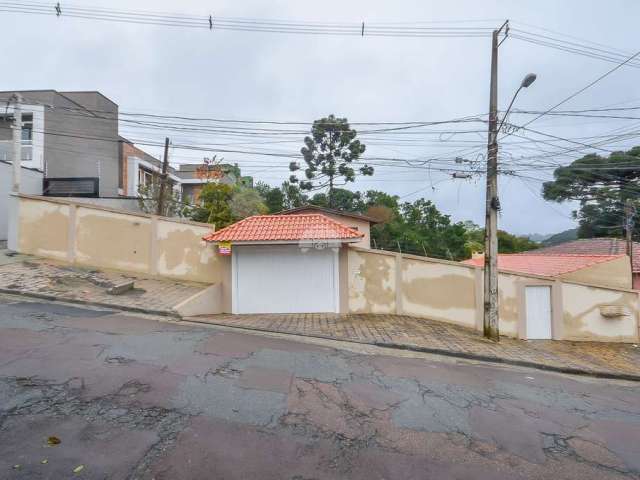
[184,318,640,383]
[0,288,181,319]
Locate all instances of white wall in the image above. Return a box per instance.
[0,161,42,241]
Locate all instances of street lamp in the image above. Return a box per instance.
[483,72,537,341]
[498,73,537,134]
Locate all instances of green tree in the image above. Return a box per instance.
[230,188,268,220]
[190,183,234,227]
[281,181,307,209]
[289,115,372,207]
[542,147,640,238]
[464,224,540,256]
[137,182,190,218]
[308,188,364,212]
[254,181,285,213]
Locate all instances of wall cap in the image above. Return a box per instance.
[14,193,214,230]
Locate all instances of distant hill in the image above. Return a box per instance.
[526,233,552,243]
[541,228,579,246]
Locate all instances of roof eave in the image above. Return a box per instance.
[203,238,361,245]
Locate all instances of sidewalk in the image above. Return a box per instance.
[0,252,207,316]
[191,313,640,381]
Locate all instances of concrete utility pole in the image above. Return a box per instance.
[483,28,501,341]
[156,137,170,216]
[11,93,23,194]
[482,21,536,341]
[7,92,24,252]
[625,199,635,282]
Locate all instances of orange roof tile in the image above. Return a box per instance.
[526,238,640,273]
[202,214,364,243]
[462,253,624,277]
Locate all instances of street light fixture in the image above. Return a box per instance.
[498,73,537,134]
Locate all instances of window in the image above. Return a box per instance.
[21,114,33,143]
[138,167,154,189]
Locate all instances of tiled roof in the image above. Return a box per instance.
[527,238,640,272]
[202,214,364,243]
[462,253,625,277]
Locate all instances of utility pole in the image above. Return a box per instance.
[625,199,635,283]
[11,93,23,194]
[7,93,23,252]
[483,28,501,341]
[156,137,170,216]
[483,22,509,341]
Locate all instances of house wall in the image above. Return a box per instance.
[560,255,632,290]
[346,247,639,343]
[14,194,228,285]
[0,91,120,197]
[45,93,120,197]
[321,213,371,249]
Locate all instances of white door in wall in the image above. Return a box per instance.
[233,245,339,314]
[525,285,552,339]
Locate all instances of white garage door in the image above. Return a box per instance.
[233,245,339,314]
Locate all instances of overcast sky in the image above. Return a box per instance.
[5,0,640,235]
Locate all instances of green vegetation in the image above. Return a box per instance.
[289,115,373,208]
[543,147,640,238]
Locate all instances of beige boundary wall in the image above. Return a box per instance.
[347,247,640,342]
[15,194,231,285]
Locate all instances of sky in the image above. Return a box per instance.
[4,0,640,236]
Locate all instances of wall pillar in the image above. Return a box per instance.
[149,215,159,276]
[67,203,77,263]
[7,194,20,251]
[474,267,484,331]
[395,253,403,315]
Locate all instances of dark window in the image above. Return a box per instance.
[43,177,99,197]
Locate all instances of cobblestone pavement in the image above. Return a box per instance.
[1,296,640,479]
[0,254,206,314]
[194,313,640,379]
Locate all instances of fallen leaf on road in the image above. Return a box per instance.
[41,459,48,464]
[13,464,21,470]
[73,465,84,474]
[47,436,61,445]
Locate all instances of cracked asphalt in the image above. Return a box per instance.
[0,295,639,479]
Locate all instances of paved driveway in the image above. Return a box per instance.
[1,295,639,479]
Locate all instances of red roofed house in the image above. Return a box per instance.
[278,205,379,249]
[524,238,640,290]
[203,214,363,314]
[463,252,632,290]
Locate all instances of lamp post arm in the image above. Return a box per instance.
[497,85,523,134]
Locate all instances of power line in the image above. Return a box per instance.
[512,47,640,131]
[0,2,496,37]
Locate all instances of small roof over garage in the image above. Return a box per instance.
[202,213,364,244]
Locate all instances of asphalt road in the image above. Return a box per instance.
[0,295,639,480]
